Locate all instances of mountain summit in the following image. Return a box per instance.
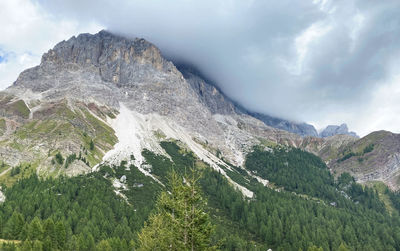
[320,123,358,138]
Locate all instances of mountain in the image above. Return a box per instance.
[1,30,303,195]
[176,63,320,137]
[251,112,319,137]
[174,65,354,139]
[1,30,400,250]
[0,30,395,190]
[319,123,358,138]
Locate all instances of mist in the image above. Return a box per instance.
[2,0,400,136]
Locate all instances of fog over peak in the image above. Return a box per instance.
[1,0,400,136]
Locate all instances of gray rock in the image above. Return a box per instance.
[178,65,242,115]
[320,123,358,138]
[0,189,5,203]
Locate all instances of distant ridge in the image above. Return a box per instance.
[320,123,358,138]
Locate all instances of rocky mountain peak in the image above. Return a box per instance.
[8,30,184,110]
[40,30,175,86]
[319,123,358,138]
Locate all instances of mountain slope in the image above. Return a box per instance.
[0,30,398,192]
[2,29,400,250]
[329,130,400,189]
[2,31,311,168]
[1,141,400,250]
[0,92,117,181]
[2,30,292,196]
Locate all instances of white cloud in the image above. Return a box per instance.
[286,21,331,76]
[357,73,400,135]
[0,0,102,90]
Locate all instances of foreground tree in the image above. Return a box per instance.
[138,170,216,250]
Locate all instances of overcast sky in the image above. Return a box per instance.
[1,0,399,136]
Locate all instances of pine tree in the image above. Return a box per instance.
[338,243,350,251]
[42,218,56,246]
[89,139,95,151]
[68,235,79,251]
[27,217,43,241]
[138,170,216,250]
[43,236,53,251]
[33,240,43,251]
[54,220,66,249]
[19,222,28,241]
[21,240,32,251]
[96,240,112,251]
[87,233,96,251]
[4,211,25,239]
[307,245,323,251]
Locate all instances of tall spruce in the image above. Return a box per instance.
[138,170,216,251]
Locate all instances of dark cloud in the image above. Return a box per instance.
[34,0,400,135]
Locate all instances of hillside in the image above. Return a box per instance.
[1,141,400,250]
[329,131,400,189]
[0,30,400,250]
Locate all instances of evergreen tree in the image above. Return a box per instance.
[54,221,66,249]
[43,236,53,251]
[33,240,43,251]
[96,240,112,251]
[27,217,43,240]
[89,139,95,151]
[4,212,24,239]
[307,245,323,251]
[338,243,349,251]
[138,170,216,250]
[43,218,56,247]
[20,240,32,251]
[86,233,96,251]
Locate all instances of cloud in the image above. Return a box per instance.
[3,0,400,136]
[0,50,4,63]
[0,0,102,89]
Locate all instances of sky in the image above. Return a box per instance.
[0,0,400,136]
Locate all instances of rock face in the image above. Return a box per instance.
[320,124,358,138]
[177,65,243,115]
[10,30,175,108]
